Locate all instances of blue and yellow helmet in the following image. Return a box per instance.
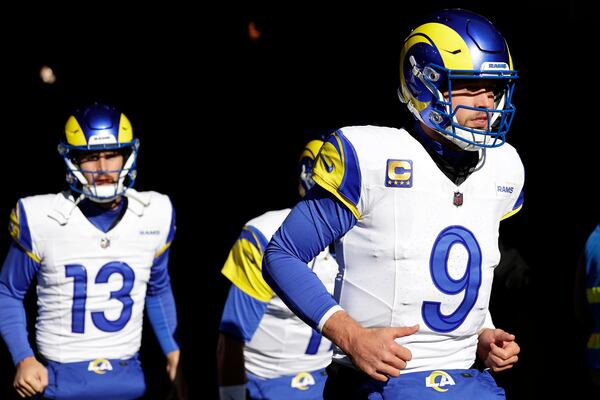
[57,103,140,202]
[298,139,324,197]
[398,9,518,150]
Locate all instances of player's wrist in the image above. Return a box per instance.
[219,384,247,400]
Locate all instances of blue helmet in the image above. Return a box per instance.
[298,139,324,197]
[57,103,140,202]
[398,9,518,150]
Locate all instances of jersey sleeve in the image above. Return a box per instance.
[0,242,40,365]
[221,225,273,302]
[219,284,268,342]
[311,129,362,219]
[500,189,524,221]
[155,199,176,259]
[8,200,40,263]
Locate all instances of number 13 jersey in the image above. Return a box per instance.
[9,189,174,362]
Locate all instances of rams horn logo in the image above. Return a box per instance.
[425,370,456,392]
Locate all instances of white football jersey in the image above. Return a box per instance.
[11,189,174,362]
[221,209,338,378]
[311,126,524,372]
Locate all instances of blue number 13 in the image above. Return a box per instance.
[65,262,135,333]
[422,226,482,333]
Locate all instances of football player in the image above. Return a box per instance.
[264,9,522,399]
[0,103,180,399]
[217,140,338,400]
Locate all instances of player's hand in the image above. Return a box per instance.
[477,328,520,372]
[347,324,419,382]
[13,356,48,398]
[323,311,419,382]
[166,350,180,382]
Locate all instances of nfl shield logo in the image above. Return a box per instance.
[453,192,463,207]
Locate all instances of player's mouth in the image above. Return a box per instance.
[469,117,489,129]
[94,177,115,185]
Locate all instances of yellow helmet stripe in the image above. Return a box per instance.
[412,23,473,70]
[118,113,133,143]
[64,116,87,146]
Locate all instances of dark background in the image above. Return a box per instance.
[0,4,596,399]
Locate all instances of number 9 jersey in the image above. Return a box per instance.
[8,189,175,363]
[312,126,524,372]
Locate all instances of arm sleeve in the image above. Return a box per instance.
[146,247,179,355]
[0,242,40,365]
[263,186,356,330]
[219,284,268,342]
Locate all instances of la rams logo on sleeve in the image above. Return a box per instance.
[385,159,413,188]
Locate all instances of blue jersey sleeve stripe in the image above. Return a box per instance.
[166,203,176,244]
[240,225,269,254]
[336,130,361,206]
[148,248,171,295]
[330,129,344,157]
[17,201,33,251]
[513,190,524,210]
[9,201,35,256]
[219,284,268,342]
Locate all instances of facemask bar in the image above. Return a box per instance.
[58,139,139,202]
[420,63,518,149]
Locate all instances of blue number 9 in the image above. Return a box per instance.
[422,226,482,333]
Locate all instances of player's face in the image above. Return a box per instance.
[445,79,496,130]
[77,150,124,186]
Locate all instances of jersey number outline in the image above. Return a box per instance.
[65,262,135,333]
[422,225,482,333]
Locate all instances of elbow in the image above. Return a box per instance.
[261,243,276,286]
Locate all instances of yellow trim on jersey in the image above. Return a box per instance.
[587,287,600,304]
[500,204,522,221]
[118,113,133,143]
[311,135,361,220]
[155,241,172,258]
[588,333,600,350]
[9,206,20,242]
[19,247,41,263]
[221,237,273,302]
[64,116,87,146]
[8,204,41,263]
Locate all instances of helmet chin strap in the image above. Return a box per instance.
[82,183,122,203]
[64,150,137,203]
[441,124,489,152]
